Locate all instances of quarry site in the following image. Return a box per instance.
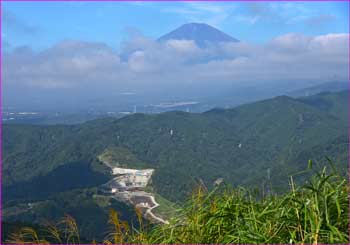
[98,157,169,224]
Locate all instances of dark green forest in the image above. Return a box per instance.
[2,90,348,240]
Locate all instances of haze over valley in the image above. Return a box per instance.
[3,21,349,123]
[2,2,349,244]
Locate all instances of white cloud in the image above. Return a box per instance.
[239,2,337,27]
[165,40,199,54]
[3,33,349,92]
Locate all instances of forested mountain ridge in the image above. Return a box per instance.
[3,91,347,197]
[2,91,347,239]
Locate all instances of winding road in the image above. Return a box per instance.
[143,195,169,224]
[99,155,169,224]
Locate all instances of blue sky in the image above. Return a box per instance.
[2,1,349,51]
[3,1,349,109]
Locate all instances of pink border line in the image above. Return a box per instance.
[0,0,349,2]
[0,0,2,243]
[0,0,349,244]
[348,0,350,242]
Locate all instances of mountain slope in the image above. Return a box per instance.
[300,90,348,122]
[3,91,347,239]
[158,23,239,47]
[3,91,347,196]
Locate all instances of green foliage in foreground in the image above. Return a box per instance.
[6,165,349,244]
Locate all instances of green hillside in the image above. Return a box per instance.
[5,166,349,244]
[2,91,348,240]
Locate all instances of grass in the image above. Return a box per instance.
[5,163,349,244]
[152,193,178,220]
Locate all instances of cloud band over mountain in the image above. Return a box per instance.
[4,31,348,94]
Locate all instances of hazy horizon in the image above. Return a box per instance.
[2,1,349,113]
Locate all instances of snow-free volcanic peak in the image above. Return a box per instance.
[158,23,239,47]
